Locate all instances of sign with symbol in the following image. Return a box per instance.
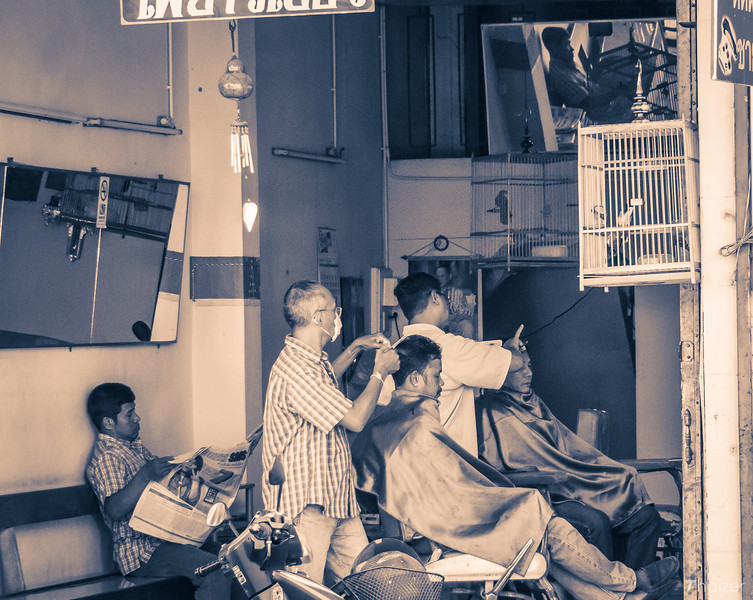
[713,0,753,86]
[96,176,110,229]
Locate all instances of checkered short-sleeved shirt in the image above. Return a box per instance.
[262,335,360,520]
[86,433,162,574]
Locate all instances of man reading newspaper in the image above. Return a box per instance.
[131,428,261,546]
[86,382,256,600]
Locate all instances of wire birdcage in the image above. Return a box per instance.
[337,567,445,600]
[577,119,699,289]
[471,153,579,267]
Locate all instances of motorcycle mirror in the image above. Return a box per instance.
[269,456,286,486]
[206,502,229,527]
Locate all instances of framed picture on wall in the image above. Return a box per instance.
[317,227,341,303]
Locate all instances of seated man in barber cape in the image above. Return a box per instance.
[476,351,661,569]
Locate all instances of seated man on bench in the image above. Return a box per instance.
[86,382,233,600]
[476,352,661,569]
[351,335,678,600]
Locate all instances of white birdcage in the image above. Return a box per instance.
[471,153,579,266]
[578,119,700,289]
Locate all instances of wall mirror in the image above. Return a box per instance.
[0,163,189,348]
[482,18,678,153]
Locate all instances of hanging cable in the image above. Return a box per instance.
[525,288,596,338]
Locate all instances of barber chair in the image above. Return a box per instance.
[576,409,683,564]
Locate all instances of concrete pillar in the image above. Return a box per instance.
[185,21,247,448]
[697,0,743,595]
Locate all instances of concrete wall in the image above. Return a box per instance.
[635,285,682,505]
[254,14,386,383]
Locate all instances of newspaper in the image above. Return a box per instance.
[129,426,262,546]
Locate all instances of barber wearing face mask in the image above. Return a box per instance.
[262,280,400,587]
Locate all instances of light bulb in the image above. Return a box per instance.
[243,200,258,232]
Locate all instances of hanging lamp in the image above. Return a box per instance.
[218,20,255,173]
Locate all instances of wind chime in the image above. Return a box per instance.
[218,20,255,173]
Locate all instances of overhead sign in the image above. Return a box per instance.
[713,0,753,85]
[121,0,373,23]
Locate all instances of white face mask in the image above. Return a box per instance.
[315,313,342,343]
[331,314,342,342]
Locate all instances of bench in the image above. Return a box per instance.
[0,485,194,599]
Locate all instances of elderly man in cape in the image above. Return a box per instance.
[476,352,662,569]
[351,335,678,600]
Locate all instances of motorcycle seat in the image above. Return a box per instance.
[425,550,548,582]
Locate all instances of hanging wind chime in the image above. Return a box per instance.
[218,20,255,173]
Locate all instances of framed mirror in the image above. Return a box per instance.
[0,163,189,348]
[482,18,679,153]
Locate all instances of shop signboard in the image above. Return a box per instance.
[713,0,753,85]
[121,0,373,24]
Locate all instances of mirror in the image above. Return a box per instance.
[269,457,286,487]
[206,502,229,527]
[481,19,678,153]
[0,163,189,348]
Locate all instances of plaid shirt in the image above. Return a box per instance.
[86,433,162,574]
[546,57,589,109]
[262,335,360,520]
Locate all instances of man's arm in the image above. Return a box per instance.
[502,324,525,373]
[103,457,174,521]
[330,333,392,380]
[340,346,400,432]
[441,335,511,391]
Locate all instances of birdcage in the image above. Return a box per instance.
[470,153,579,267]
[577,119,700,289]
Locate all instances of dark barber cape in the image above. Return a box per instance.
[476,388,652,527]
[351,390,553,570]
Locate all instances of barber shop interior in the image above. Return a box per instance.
[0,1,751,600]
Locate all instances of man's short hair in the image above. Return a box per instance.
[87,382,135,431]
[541,26,570,52]
[394,273,441,320]
[393,335,442,387]
[283,280,330,328]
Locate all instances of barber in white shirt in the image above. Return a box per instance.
[378,272,523,456]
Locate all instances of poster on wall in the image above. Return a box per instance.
[713,0,753,85]
[317,227,341,303]
[121,0,373,24]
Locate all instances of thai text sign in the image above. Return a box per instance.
[714,0,753,85]
[121,0,373,23]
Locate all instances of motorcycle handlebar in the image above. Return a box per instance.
[195,558,224,578]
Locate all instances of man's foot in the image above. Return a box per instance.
[639,578,679,600]
[635,556,679,591]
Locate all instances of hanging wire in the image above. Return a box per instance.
[525,288,596,338]
[228,20,237,55]
[400,236,474,260]
[719,174,752,284]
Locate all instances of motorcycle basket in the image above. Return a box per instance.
[336,566,444,600]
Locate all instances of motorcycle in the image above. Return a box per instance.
[195,458,444,600]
